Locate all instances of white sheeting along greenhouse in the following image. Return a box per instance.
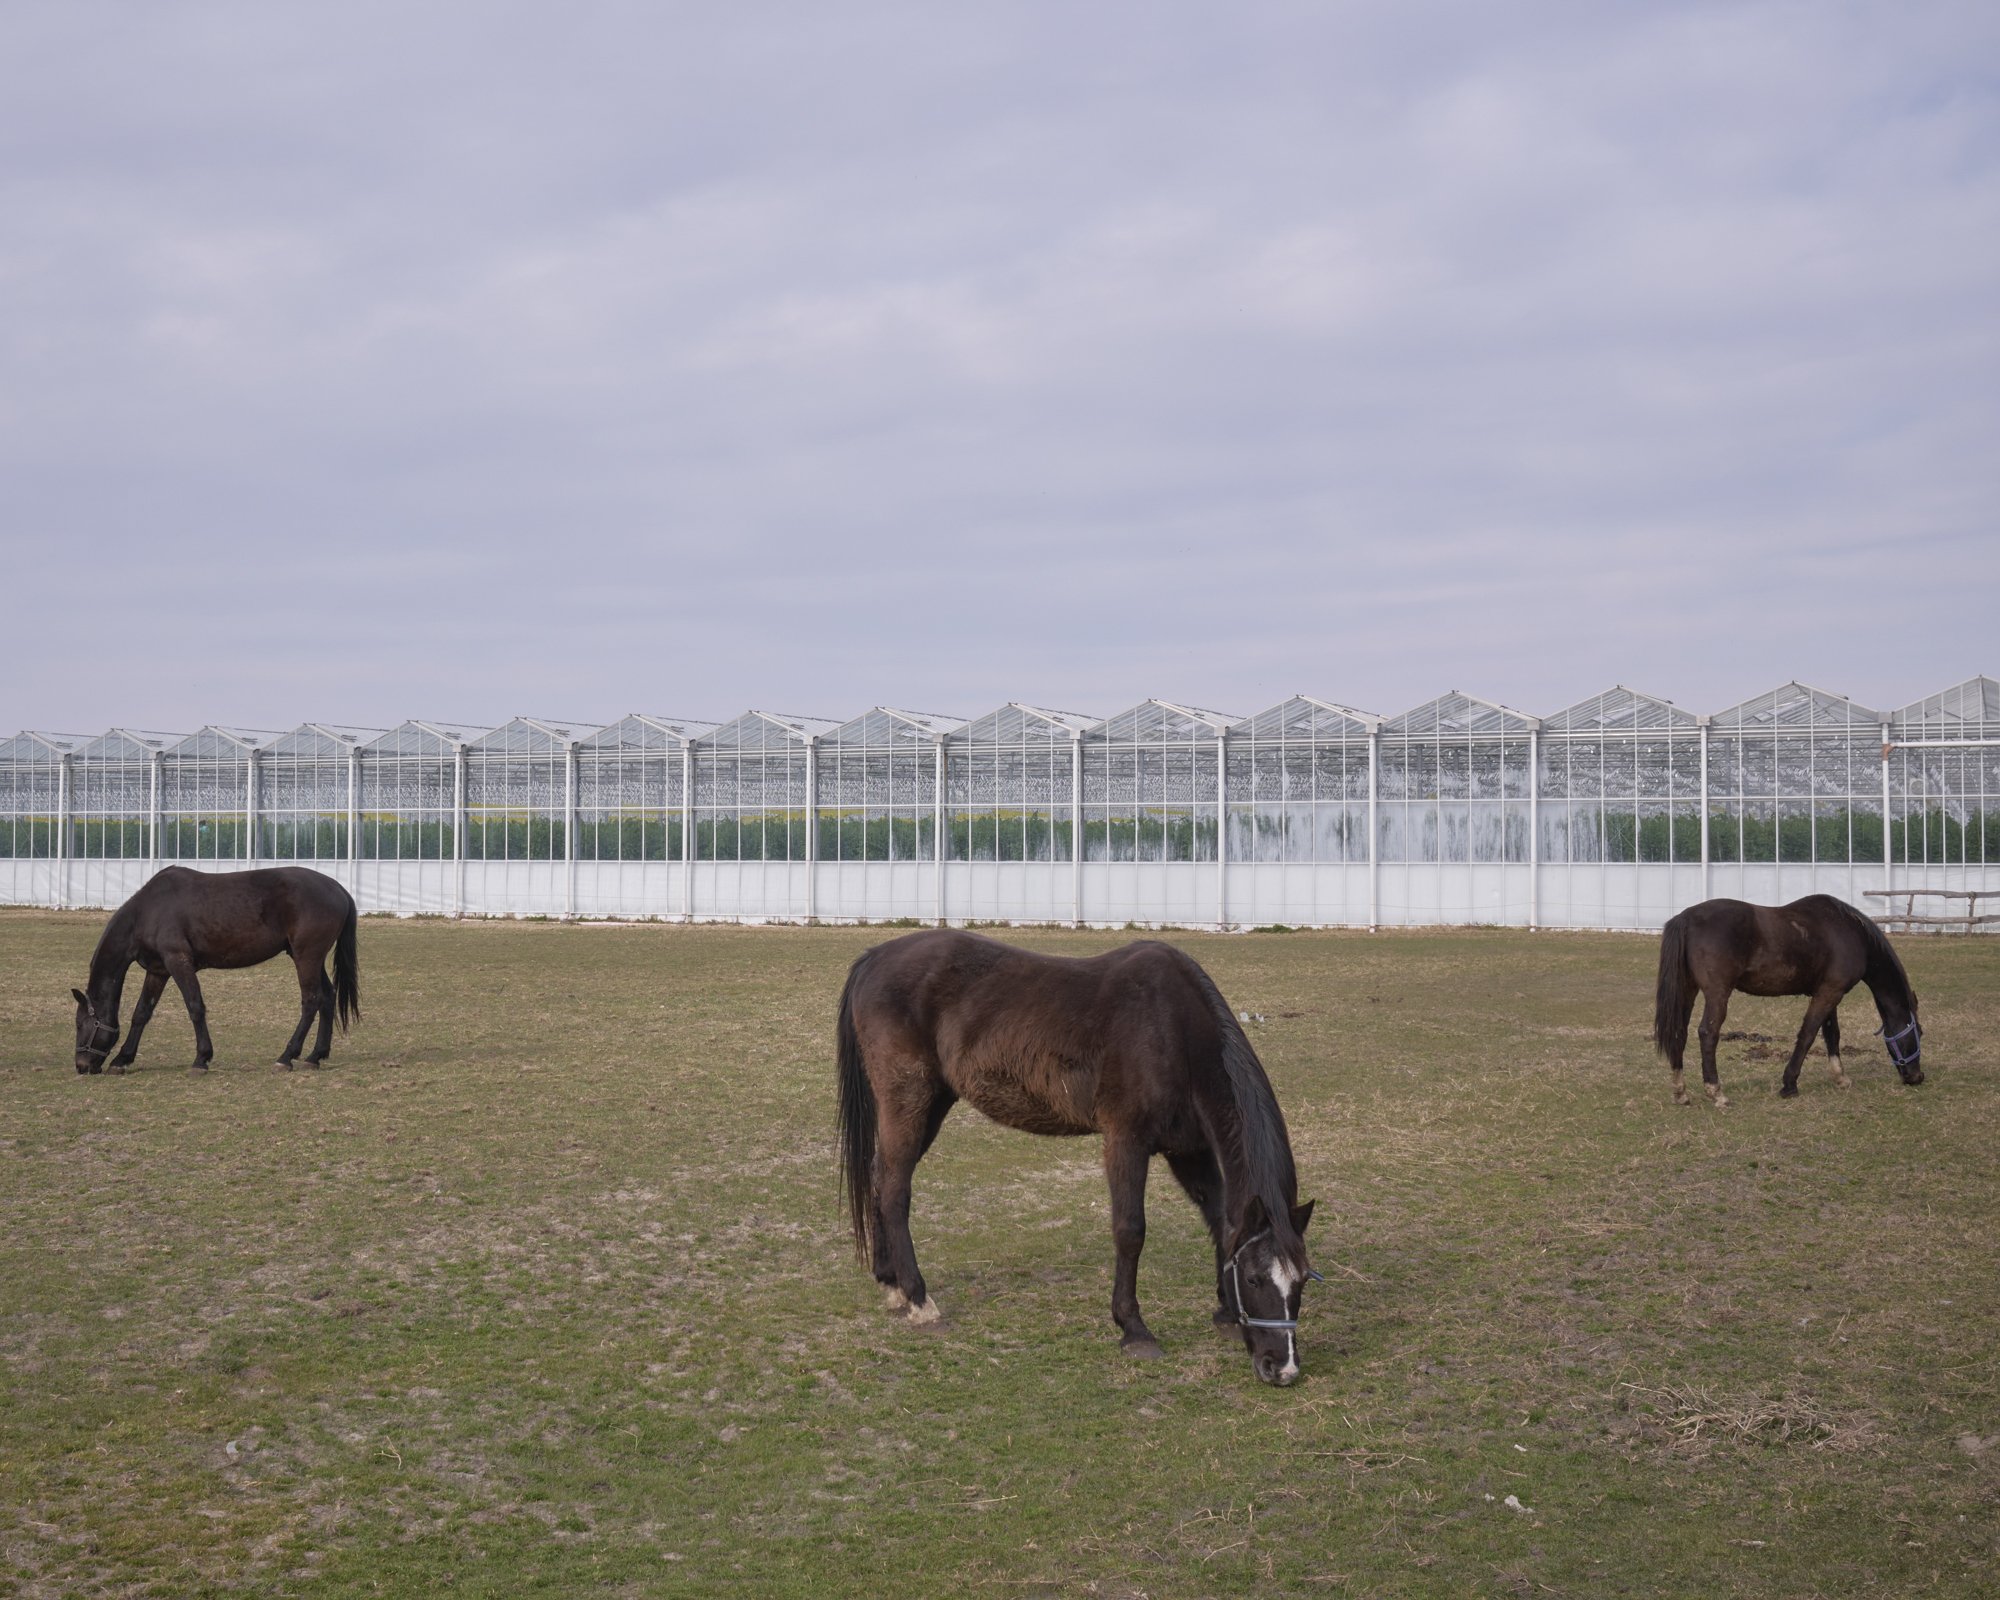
[5,678,1996,929]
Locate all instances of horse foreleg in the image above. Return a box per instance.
[109,969,168,1072]
[1820,1010,1847,1089]
[1696,989,1731,1107]
[1103,1134,1161,1357]
[163,952,213,1071]
[1781,991,1842,1098]
[1165,1148,1232,1335]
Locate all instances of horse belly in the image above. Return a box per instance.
[949,1059,1098,1138]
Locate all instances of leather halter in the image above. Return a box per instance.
[1225,1229,1325,1333]
[77,1016,117,1063]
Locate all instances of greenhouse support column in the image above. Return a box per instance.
[347,749,360,876]
[55,751,71,910]
[1070,730,1083,928]
[933,738,945,926]
[1880,722,1893,889]
[149,748,163,867]
[563,739,577,920]
[804,736,818,924]
[1215,733,1227,931]
[1698,720,1711,903]
[1528,728,1539,931]
[681,744,693,922]
[246,748,259,863]
[453,742,467,919]
[1367,726,1380,931]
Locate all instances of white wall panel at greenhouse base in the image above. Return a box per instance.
[7,856,1997,933]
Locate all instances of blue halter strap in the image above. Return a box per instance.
[1878,1017,1922,1068]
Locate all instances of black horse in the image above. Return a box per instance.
[1653,894,1921,1105]
[72,866,360,1074]
[837,930,1320,1386]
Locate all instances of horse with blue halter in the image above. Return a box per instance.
[1653,895,1922,1105]
[836,930,1321,1386]
[72,866,361,1074]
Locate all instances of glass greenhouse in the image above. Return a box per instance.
[5,677,1995,930]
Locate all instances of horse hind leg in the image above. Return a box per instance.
[872,1081,955,1325]
[276,952,324,1067]
[306,971,336,1065]
[1821,1011,1847,1089]
[1696,989,1731,1108]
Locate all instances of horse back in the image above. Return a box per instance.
[130,866,351,969]
[846,931,1215,1142]
[1676,895,1868,997]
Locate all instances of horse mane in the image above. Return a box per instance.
[1183,960,1298,1231]
[1826,896,1915,1003]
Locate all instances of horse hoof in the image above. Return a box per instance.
[1779,1084,1799,1099]
[905,1296,943,1326]
[1121,1337,1166,1360]
[277,1059,296,1070]
[1672,1092,1691,1106]
[106,1063,128,1076]
[190,1063,210,1073]
[882,1286,910,1313]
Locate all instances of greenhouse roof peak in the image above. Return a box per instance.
[1890,675,2000,736]
[1091,700,1239,742]
[1385,691,1539,736]
[1710,681,1883,729]
[1543,686,1697,734]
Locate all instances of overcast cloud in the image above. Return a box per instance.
[3,1,1995,736]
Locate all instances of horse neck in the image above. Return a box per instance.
[1863,948,1913,1019]
[86,913,136,1015]
[1191,1065,1296,1234]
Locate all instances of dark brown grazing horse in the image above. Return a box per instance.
[72,866,360,1074]
[1654,894,1921,1106]
[837,929,1320,1386]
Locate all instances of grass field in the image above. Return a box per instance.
[2,911,1996,1598]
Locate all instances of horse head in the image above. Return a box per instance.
[71,988,118,1075]
[1877,994,1924,1086]
[1225,1195,1320,1387]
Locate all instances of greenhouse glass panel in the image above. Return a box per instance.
[575,716,707,862]
[162,728,274,861]
[261,725,375,860]
[945,704,1092,863]
[466,719,590,862]
[1378,693,1534,863]
[1539,688,1701,863]
[694,713,837,862]
[68,731,174,860]
[1889,678,2000,866]
[359,722,482,860]
[0,733,84,859]
[1224,697,1377,863]
[1709,683,1883,866]
[1082,701,1232,863]
[819,709,959,863]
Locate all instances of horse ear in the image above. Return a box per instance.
[1233,1194,1269,1246]
[1291,1199,1316,1236]
[71,988,89,1011]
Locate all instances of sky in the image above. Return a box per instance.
[3,1,1996,738]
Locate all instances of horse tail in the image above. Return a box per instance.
[1653,912,1691,1059]
[334,894,361,1032]
[835,955,878,1261]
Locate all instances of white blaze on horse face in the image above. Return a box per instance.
[1271,1257,1298,1299]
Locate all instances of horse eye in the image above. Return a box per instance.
[1247,1272,1268,1288]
